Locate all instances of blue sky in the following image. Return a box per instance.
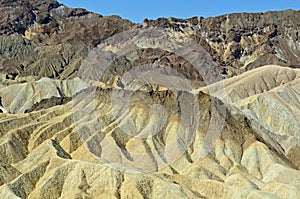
[58,0,300,23]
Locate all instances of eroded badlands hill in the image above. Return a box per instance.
[0,0,300,198]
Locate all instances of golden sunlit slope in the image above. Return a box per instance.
[200,65,300,170]
[0,86,299,198]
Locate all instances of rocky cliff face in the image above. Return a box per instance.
[1,0,300,198]
[146,10,300,75]
[0,0,134,80]
[1,1,300,81]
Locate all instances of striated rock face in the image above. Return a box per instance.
[0,0,300,198]
[1,86,300,198]
[0,77,87,113]
[0,0,134,80]
[0,0,300,81]
[201,65,300,170]
[146,10,300,76]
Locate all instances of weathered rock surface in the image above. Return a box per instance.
[200,65,300,171]
[146,10,300,75]
[0,0,134,80]
[0,0,300,198]
[1,0,300,81]
[1,87,300,198]
[0,77,86,113]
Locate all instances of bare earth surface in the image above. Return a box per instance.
[0,0,300,198]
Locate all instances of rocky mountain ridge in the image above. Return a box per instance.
[0,0,300,81]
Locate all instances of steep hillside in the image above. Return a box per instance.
[0,0,300,198]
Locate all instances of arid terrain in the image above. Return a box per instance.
[0,0,300,198]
